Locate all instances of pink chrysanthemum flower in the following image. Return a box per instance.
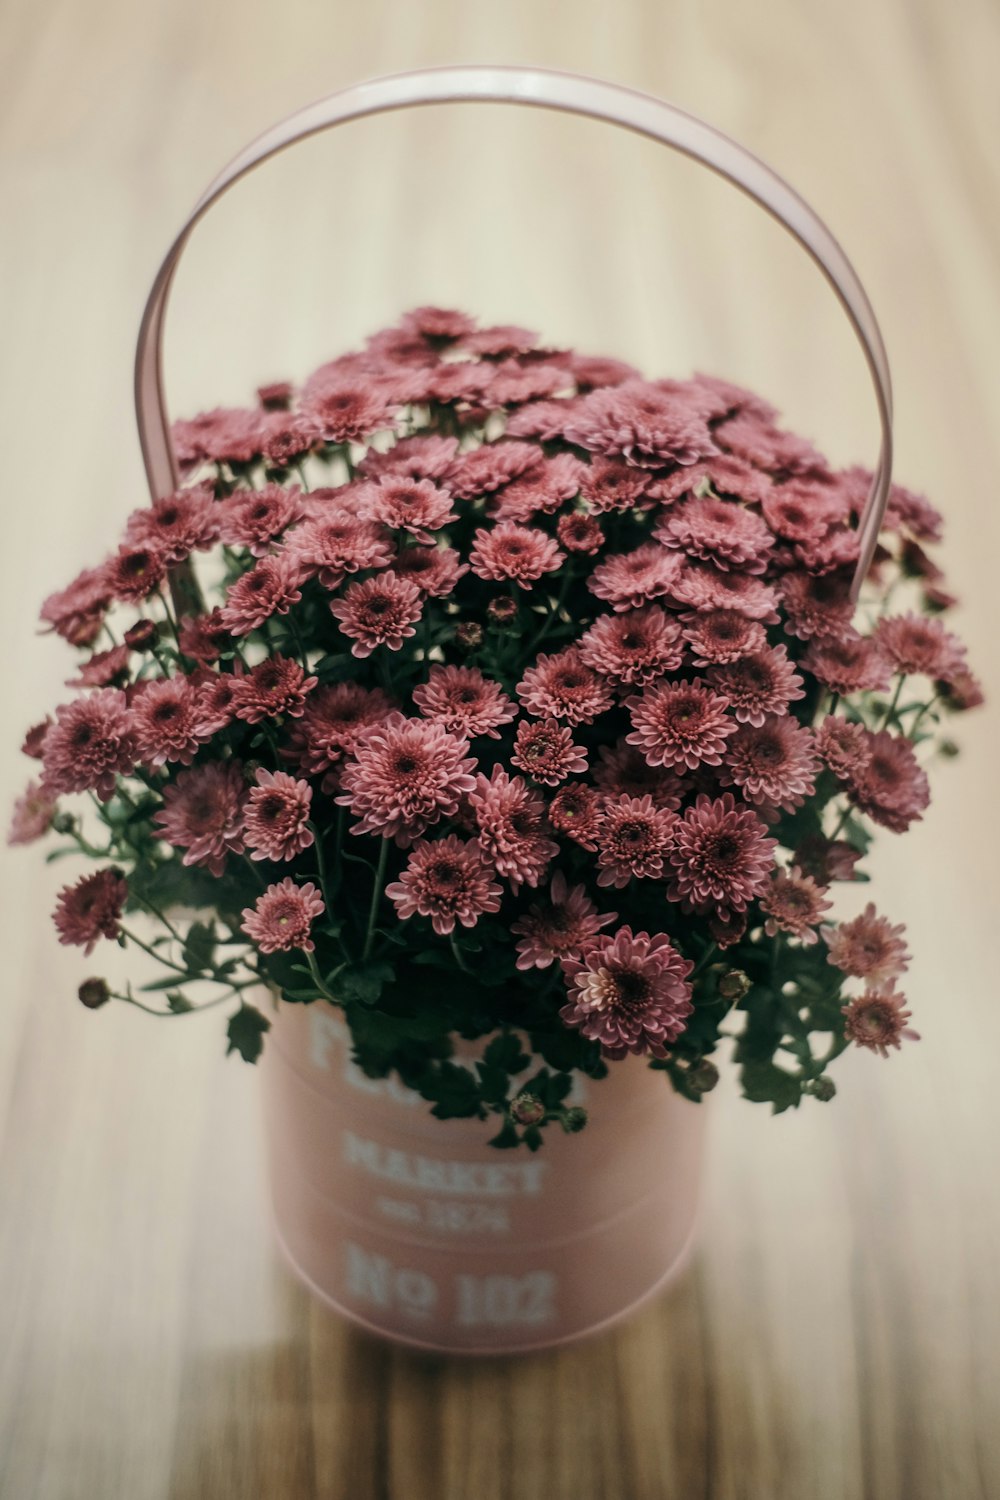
[594,740,687,809]
[21,718,52,760]
[241,877,325,954]
[842,986,918,1058]
[761,481,844,544]
[41,689,135,801]
[802,631,892,696]
[560,926,694,1060]
[192,670,242,737]
[258,410,324,467]
[721,716,819,812]
[846,728,930,833]
[680,609,767,666]
[512,872,616,970]
[760,867,832,943]
[231,655,317,724]
[330,571,423,658]
[468,766,559,891]
[358,433,460,483]
[714,412,823,476]
[814,717,872,782]
[667,793,777,915]
[517,648,615,727]
[356,476,456,542]
[104,544,167,604]
[66,645,131,689]
[154,760,248,875]
[178,608,233,666]
[243,769,315,863]
[657,494,773,573]
[337,714,477,847]
[505,397,585,441]
[130,677,209,768]
[393,544,468,597]
[875,612,967,680]
[124,486,219,563]
[563,381,714,468]
[444,441,540,499]
[386,835,502,935]
[588,542,684,612]
[779,570,855,643]
[491,453,584,522]
[547,782,604,851]
[937,667,985,711]
[579,457,650,514]
[40,563,113,646]
[822,903,911,985]
[171,406,263,467]
[579,606,685,687]
[469,521,563,585]
[7,781,58,846]
[412,665,516,740]
[284,682,395,781]
[301,376,399,445]
[670,561,779,620]
[52,867,128,955]
[461,321,539,357]
[596,794,676,888]
[793,834,863,885]
[220,554,303,637]
[626,680,736,771]
[284,505,395,590]
[557,512,604,554]
[511,719,588,786]
[220,483,306,556]
[561,351,640,390]
[478,359,569,408]
[706,644,805,727]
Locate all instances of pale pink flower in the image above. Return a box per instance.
[241,877,325,954]
[393,544,468,597]
[657,494,773,573]
[258,410,324,467]
[779,570,855,642]
[178,609,232,666]
[596,794,675,888]
[283,682,395,781]
[402,305,476,342]
[53,867,128,955]
[721,717,819,812]
[171,406,263,467]
[579,458,650,514]
[846,729,930,833]
[462,322,539,357]
[231,656,317,724]
[301,376,399,444]
[7,781,58,845]
[714,412,823,476]
[40,563,113,646]
[761,481,845,544]
[154,761,248,875]
[444,441,540,499]
[479,359,568,407]
[386,835,502,935]
[21,718,52,760]
[468,766,558,891]
[842,986,918,1058]
[131,677,209,767]
[192,671,241,737]
[760,868,832,942]
[337,714,477,847]
[802,631,892,696]
[505,397,585,441]
[219,483,306,556]
[469,521,563,585]
[491,453,585,522]
[706,644,805,726]
[823,903,911,985]
[667,793,777,916]
[588,542,684,611]
[547,782,604,851]
[66,645,131,689]
[560,352,640,390]
[626,680,736,771]
[41,689,135,801]
[875,612,967,680]
[220,554,303,637]
[511,719,588,786]
[563,381,714,468]
[670,561,778,620]
[283,509,394,590]
[244,769,314,862]
[793,834,863,885]
[517,647,615,727]
[413,665,516,740]
[330,571,423,657]
[512,872,616,969]
[358,433,459,483]
[124,486,219,562]
[579,606,685,687]
[680,609,767,666]
[814,717,872,782]
[560,926,694,1060]
[356,476,456,542]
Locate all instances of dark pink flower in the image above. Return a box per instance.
[462,322,539,357]
[386,835,502,935]
[231,655,317,723]
[402,305,476,342]
[505,397,585,441]
[560,926,693,1060]
[358,433,459,483]
[721,716,819,812]
[468,767,558,891]
[823,903,911,985]
[563,381,715,468]
[937,667,985,712]
[258,410,324,467]
[842,985,918,1057]
[21,718,52,759]
[284,682,395,781]
[557,512,604,554]
[561,352,640,390]
[330,571,423,657]
[706,644,805,727]
[596,794,675,888]
[104,544,167,604]
[579,458,650,514]
[301,376,399,445]
[131,677,208,767]
[393,544,468,597]
[760,868,831,942]
[594,740,687,809]
[7,781,58,845]
[219,483,306,556]
[875,612,967,680]
[657,494,773,573]
[257,380,293,410]
[846,729,930,833]
[178,609,233,666]
[814,717,872,782]
[124,486,220,562]
[588,542,684,611]
[220,554,303,637]
[793,834,863,885]
[469,521,563,585]
[511,719,588,786]
[714,412,823,476]
[356,476,456,542]
[337,714,477,846]
[680,609,767,666]
[66,645,131,688]
[444,441,540,499]
[241,877,325,954]
[779,570,855,642]
[192,670,242,737]
[512,872,616,970]
[491,453,584,521]
[670,561,778,620]
[667,793,777,916]
[579,606,685,687]
[283,509,394,591]
[154,760,248,875]
[243,769,314,862]
[412,665,516,740]
[547,782,604,850]
[40,564,113,646]
[479,358,569,407]
[52,867,128,955]
[517,648,615,726]
[626,681,736,771]
[761,480,845,544]
[171,407,263,467]
[41,689,135,800]
[801,631,892,696]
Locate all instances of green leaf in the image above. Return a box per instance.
[483,1033,531,1075]
[166,992,194,1014]
[338,959,395,1006]
[738,1058,802,1114]
[183,921,217,974]
[487,1118,522,1151]
[474,1062,511,1106]
[226,1003,271,1064]
[140,974,198,993]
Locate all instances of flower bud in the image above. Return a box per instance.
[718,969,751,1001]
[486,596,518,627]
[686,1059,720,1095]
[51,811,76,835]
[805,1075,837,1102]
[455,621,484,651]
[124,618,159,652]
[560,1106,588,1133]
[510,1092,546,1126]
[78,977,111,1010]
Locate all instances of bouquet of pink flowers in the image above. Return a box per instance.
[11,307,982,1147]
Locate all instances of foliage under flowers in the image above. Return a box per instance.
[10,307,983,1147]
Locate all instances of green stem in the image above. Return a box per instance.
[877,673,906,732]
[304,949,343,1003]
[119,926,192,977]
[524,568,573,658]
[363,839,390,961]
[908,694,940,741]
[448,932,471,973]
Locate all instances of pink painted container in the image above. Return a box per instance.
[261,998,708,1355]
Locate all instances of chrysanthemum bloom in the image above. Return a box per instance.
[468,521,563,585]
[219,554,303,637]
[511,719,589,786]
[52,867,129,955]
[779,569,855,642]
[330,571,423,658]
[657,494,774,573]
[171,406,263,467]
[130,676,209,768]
[680,609,767,666]
[556,512,604,554]
[7,781,58,845]
[358,433,459,483]
[104,544,167,604]
[560,351,640,389]
[124,486,220,562]
[356,476,456,542]
[443,440,540,499]
[760,867,832,943]
[337,714,477,846]
[846,728,930,833]
[863,472,944,543]
[588,542,684,612]
[258,410,324,467]
[511,872,616,969]
[595,794,675,888]
[721,716,819,812]
[231,655,317,724]
[842,985,917,1058]
[468,766,559,891]
[517,647,615,727]
[579,606,685,687]
[41,689,135,801]
[626,680,736,771]
[386,835,502,935]
[154,760,248,875]
[284,682,395,781]
[875,612,967,680]
[667,793,777,915]
[301,376,399,445]
[283,508,394,591]
[594,740,687,809]
[241,877,326,954]
[706,644,805,727]
[413,665,516,740]
[793,834,863,885]
[478,358,568,408]
[563,381,714,468]
[936,667,986,712]
[178,608,233,666]
[801,631,892,696]
[670,561,779,620]
[578,457,650,513]
[547,782,604,850]
[491,452,585,522]
[40,563,113,646]
[192,670,242,737]
[822,902,911,985]
[243,769,315,863]
[714,410,823,476]
[66,644,131,689]
[220,483,306,556]
[392,544,468,597]
[560,926,694,1060]
[461,320,539,356]
[814,716,872,781]
[761,480,845,544]
[505,396,584,442]
[21,718,52,760]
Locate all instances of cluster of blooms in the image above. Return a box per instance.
[10,307,981,1133]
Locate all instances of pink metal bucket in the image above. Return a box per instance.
[261,998,707,1355]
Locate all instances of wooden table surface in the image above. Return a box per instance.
[2,2,999,1496]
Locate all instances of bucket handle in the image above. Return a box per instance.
[134,65,894,600]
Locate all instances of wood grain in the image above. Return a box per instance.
[1,1,999,1495]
